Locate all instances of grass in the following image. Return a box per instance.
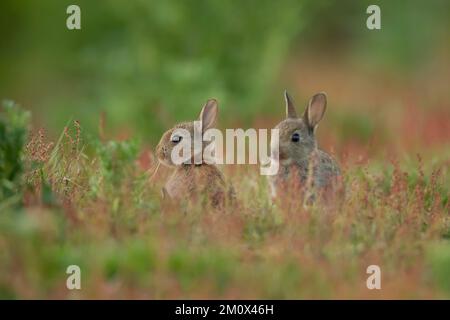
[1,0,449,300]
[0,99,449,299]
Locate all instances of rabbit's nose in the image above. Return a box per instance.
[279,150,288,160]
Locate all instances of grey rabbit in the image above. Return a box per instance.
[269,91,342,203]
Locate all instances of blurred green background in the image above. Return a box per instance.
[0,0,449,144]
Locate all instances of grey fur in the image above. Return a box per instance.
[269,91,341,200]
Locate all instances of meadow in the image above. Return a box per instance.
[0,1,449,299]
[1,53,450,298]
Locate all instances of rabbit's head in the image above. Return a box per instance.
[271,91,327,165]
[156,99,218,167]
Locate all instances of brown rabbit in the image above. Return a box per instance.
[269,91,342,204]
[155,99,232,208]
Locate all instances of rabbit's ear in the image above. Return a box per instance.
[199,99,218,132]
[304,92,327,130]
[284,90,297,118]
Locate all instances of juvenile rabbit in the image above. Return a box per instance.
[155,99,231,208]
[269,91,342,203]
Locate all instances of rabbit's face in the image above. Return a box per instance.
[271,91,327,166]
[273,118,316,165]
[156,122,195,167]
[155,99,219,168]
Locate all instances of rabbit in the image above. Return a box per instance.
[269,91,342,204]
[155,99,233,208]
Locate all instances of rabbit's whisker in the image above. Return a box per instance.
[148,161,161,182]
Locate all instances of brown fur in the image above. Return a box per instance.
[155,99,231,208]
[164,164,227,208]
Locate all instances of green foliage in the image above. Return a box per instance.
[0,0,306,141]
[102,239,156,283]
[91,139,140,195]
[168,247,234,293]
[1,1,450,141]
[87,137,160,229]
[0,152,448,298]
[334,111,375,143]
[0,100,30,204]
[243,210,284,244]
[427,242,450,294]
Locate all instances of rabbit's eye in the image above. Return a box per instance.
[291,133,300,142]
[171,135,183,143]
